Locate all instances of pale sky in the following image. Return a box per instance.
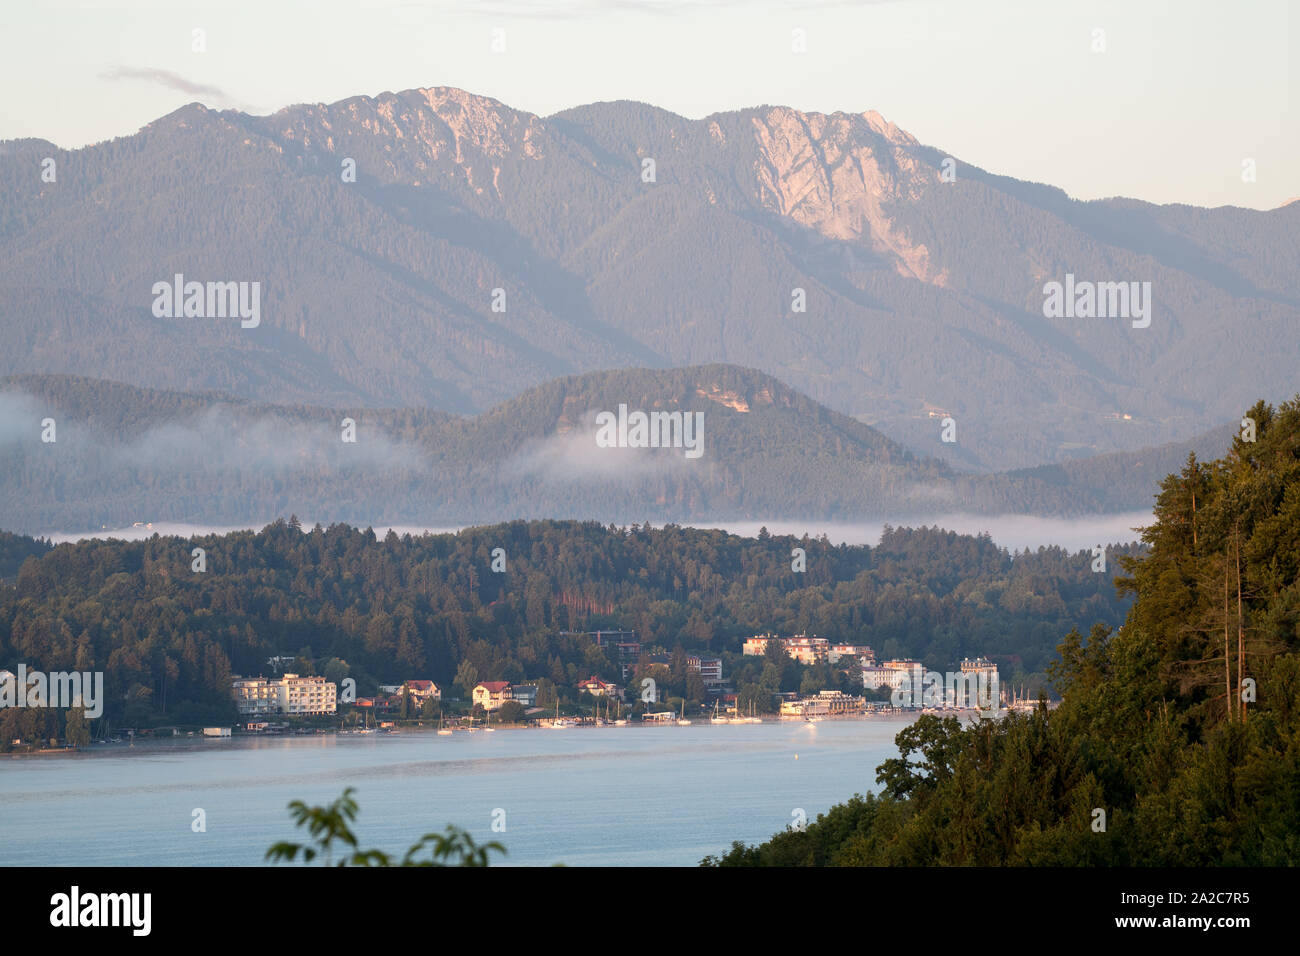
[2,0,1295,209]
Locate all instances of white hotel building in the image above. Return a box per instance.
[862,659,926,693]
[232,674,337,716]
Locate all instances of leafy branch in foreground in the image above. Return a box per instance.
[266,787,505,867]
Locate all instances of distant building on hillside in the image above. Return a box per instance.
[829,644,874,664]
[405,680,441,702]
[563,630,643,680]
[863,660,924,694]
[510,685,538,707]
[784,635,829,665]
[232,674,336,716]
[472,681,512,711]
[576,676,621,699]
[686,655,724,686]
[742,634,829,665]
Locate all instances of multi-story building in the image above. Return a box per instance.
[784,635,830,665]
[510,685,538,707]
[563,630,643,681]
[954,657,999,708]
[472,681,512,711]
[743,633,829,664]
[829,644,875,664]
[405,680,441,703]
[232,674,337,716]
[960,657,998,677]
[780,690,866,718]
[686,655,724,686]
[576,676,620,698]
[863,659,925,694]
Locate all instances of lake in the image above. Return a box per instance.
[0,717,914,867]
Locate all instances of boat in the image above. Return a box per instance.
[676,698,692,725]
[710,700,729,724]
[436,711,452,736]
[484,710,495,732]
[549,698,572,729]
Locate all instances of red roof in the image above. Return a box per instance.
[407,680,436,691]
[477,681,511,692]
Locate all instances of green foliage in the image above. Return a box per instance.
[0,519,1136,727]
[266,787,505,867]
[496,700,526,723]
[64,705,91,748]
[0,531,52,580]
[707,399,1300,866]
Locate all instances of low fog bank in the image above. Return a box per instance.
[689,513,1153,552]
[40,512,1152,552]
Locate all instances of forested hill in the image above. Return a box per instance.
[706,398,1300,866]
[0,519,1139,731]
[3,88,1297,471]
[0,367,1245,533]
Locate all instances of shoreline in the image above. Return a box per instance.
[1,710,931,758]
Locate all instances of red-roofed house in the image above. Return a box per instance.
[472,681,512,711]
[405,680,441,702]
[576,676,620,698]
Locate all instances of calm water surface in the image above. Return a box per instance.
[0,718,913,866]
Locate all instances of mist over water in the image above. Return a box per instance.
[691,512,1153,552]
[42,512,1152,551]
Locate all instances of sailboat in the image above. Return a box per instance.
[613,697,627,726]
[711,700,728,724]
[484,710,496,732]
[550,697,572,729]
[676,699,692,726]
[436,711,452,735]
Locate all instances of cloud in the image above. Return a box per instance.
[99,67,249,110]
[0,391,429,478]
[0,391,49,447]
[107,405,430,477]
[501,412,698,485]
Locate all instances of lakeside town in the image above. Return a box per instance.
[202,631,1040,740]
[2,629,1047,749]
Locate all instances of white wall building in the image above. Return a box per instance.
[232,674,337,716]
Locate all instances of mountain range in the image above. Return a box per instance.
[1,86,1295,473]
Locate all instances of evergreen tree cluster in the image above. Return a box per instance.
[705,399,1300,865]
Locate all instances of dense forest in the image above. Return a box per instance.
[704,398,1300,865]
[0,517,1138,741]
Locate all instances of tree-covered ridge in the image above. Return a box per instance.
[2,92,1296,472]
[0,530,52,580]
[0,518,1137,733]
[704,398,1300,865]
[0,369,1236,534]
